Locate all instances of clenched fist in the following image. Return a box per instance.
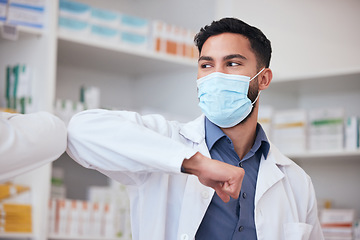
[182,152,245,203]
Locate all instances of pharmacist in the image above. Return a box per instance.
[0,111,67,181]
[67,18,324,240]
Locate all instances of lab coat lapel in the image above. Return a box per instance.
[255,148,285,206]
[177,115,215,238]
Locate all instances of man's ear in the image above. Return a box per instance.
[258,68,273,90]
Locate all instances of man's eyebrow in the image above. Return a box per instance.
[198,56,213,62]
[223,54,247,61]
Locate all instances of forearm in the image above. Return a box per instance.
[0,112,67,181]
[67,109,197,174]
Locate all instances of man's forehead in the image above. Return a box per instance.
[200,33,253,57]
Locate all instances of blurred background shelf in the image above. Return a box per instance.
[0,22,43,38]
[48,235,125,240]
[286,149,360,161]
[0,233,34,239]
[57,31,197,78]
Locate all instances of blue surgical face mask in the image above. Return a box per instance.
[197,68,265,128]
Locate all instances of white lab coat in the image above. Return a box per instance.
[0,111,67,182]
[67,109,324,240]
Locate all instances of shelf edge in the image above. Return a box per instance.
[57,30,197,68]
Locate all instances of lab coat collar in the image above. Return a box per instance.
[180,115,292,167]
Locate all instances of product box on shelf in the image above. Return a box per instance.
[80,85,100,109]
[118,14,149,49]
[51,167,66,199]
[49,198,123,238]
[7,0,45,28]
[258,105,274,139]
[320,208,356,240]
[120,30,148,48]
[90,24,119,42]
[5,64,34,114]
[0,182,32,234]
[0,0,7,22]
[59,0,90,21]
[58,16,90,35]
[272,109,307,154]
[164,24,177,56]
[90,7,120,28]
[152,20,166,53]
[0,203,32,233]
[54,99,85,126]
[119,14,149,35]
[151,20,197,59]
[308,108,344,151]
[345,116,359,150]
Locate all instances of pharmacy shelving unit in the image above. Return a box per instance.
[57,30,196,76]
[1,0,360,239]
[0,1,58,240]
[0,22,43,37]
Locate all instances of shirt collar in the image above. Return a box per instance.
[205,117,227,150]
[205,117,270,160]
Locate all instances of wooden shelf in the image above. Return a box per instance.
[57,30,197,77]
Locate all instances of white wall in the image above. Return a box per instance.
[216,0,360,81]
[134,68,201,122]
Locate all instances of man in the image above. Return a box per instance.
[0,111,67,181]
[67,18,324,240]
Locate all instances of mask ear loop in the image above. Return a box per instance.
[251,91,261,105]
[250,67,265,105]
[250,67,266,81]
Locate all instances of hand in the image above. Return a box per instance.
[182,152,244,203]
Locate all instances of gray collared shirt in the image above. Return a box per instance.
[195,117,270,240]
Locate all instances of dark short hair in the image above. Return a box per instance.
[194,18,272,68]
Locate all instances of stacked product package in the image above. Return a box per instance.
[48,199,120,238]
[57,0,197,59]
[259,106,360,154]
[0,0,6,22]
[0,182,32,233]
[152,20,198,59]
[5,64,33,114]
[320,209,356,240]
[308,108,345,151]
[4,0,45,28]
[55,85,99,125]
[48,180,131,239]
[271,109,307,154]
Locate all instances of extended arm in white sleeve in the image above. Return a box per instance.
[66,109,197,184]
[0,111,67,182]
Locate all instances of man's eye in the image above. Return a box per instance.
[201,64,212,68]
[227,62,240,67]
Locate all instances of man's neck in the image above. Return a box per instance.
[221,107,258,160]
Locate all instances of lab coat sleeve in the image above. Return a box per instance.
[0,111,67,182]
[66,109,197,184]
